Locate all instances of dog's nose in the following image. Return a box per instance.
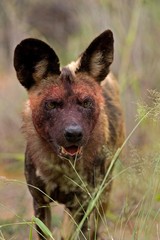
[64,125,83,143]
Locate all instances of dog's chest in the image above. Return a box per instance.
[36,157,92,202]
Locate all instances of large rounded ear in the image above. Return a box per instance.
[14,38,61,90]
[77,30,114,82]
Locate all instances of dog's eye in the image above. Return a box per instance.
[81,100,93,108]
[45,101,60,110]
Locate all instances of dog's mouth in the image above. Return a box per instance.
[59,146,83,160]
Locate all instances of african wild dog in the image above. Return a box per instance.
[14,30,125,240]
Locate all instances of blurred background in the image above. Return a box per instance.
[0,0,160,239]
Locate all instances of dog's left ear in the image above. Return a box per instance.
[77,30,114,82]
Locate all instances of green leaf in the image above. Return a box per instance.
[29,218,34,240]
[33,217,55,240]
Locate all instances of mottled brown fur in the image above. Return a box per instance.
[14,30,125,240]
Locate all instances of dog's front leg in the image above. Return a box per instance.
[33,199,51,240]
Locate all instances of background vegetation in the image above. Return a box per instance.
[0,0,160,239]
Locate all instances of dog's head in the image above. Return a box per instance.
[14,30,114,160]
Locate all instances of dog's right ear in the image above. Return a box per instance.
[14,38,61,90]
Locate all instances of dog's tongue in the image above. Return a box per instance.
[64,146,78,155]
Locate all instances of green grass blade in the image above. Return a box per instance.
[29,218,34,240]
[33,217,55,240]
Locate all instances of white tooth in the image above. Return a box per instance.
[61,147,66,154]
[79,147,82,154]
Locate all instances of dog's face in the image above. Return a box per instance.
[28,69,104,160]
[14,30,114,160]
